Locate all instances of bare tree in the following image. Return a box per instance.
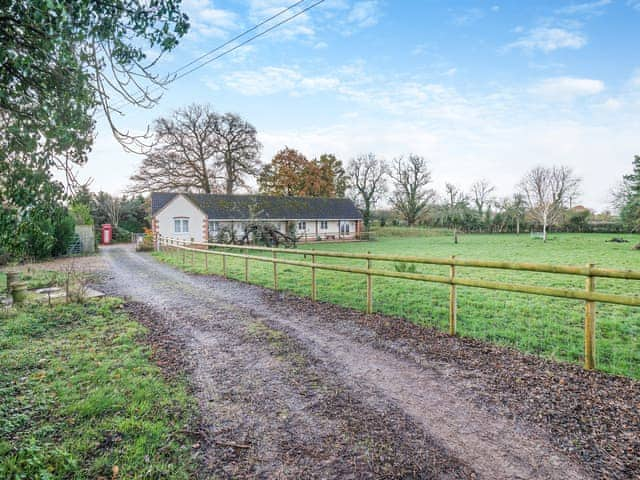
[444,183,466,207]
[130,104,221,193]
[347,154,388,229]
[213,113,262,194]
[389,155,435,226]
[519,165,581,242]
[470,179,495,216]
[443,183,468,244]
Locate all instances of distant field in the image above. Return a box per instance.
[155,232,640,378]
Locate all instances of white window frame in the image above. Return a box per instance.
[208,220,219,235]
[298,221,306,231]
[341,222,350,234]
[320,221,328,230]
[173,217,189,234]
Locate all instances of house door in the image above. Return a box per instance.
[340,223,350,235]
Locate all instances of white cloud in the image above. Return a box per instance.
[183,0,238,38]
[245,0,382,41]
[598,98,623,111]
[346,1,381,29]
[555,0,611,15]
[248,0,316,39]
[313,41,328,49]
[505,27,587,53]
[627,0,640,11]
[223,67,339,95]
[631,68,640,87]
[531,77,604,101]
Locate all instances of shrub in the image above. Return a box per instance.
[113,226,131,243]
[394,262,417,273]
[136,228,154,252]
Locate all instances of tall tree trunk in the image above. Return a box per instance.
[516,218,520,235]
[225,154,233,194]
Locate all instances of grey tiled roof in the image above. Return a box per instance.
[151,192,362,220]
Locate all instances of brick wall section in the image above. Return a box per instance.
[202,215,209,243]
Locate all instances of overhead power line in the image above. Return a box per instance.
[97,0,326,119]
[174,0,326,81]
[173,0,310,77]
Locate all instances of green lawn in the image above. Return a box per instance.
[155,232,640,379]
[0,295,199,479]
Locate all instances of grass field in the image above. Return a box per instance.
[154,232,640,379]
[0,293,199,479]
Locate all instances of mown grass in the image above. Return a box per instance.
[0,297,199,479]
[154,232,640,379]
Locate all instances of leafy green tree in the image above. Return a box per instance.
[120,195,149,233]
[1,1,188,258]
[1,0,189,172]
[0,156,74,259]
[617,155,640,231]
[69,202,94,225]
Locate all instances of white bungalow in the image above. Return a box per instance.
[151,192,364,243]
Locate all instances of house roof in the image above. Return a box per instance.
[151,192,363,220]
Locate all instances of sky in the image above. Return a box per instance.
[83,0,640,211]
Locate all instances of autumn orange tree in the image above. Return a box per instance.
[258,148,347,197]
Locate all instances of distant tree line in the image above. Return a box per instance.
[126,103,636,242]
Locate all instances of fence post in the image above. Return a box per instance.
[449,255,457,336]
[222,250,227,278]
[366,251,373,314]
[244,247,249,282]
[311,251,317,301]
[273,250,278,290]
[191,249,194,266]
[204,249,208,272]
[182,245,185,265]
[584,263,596,370]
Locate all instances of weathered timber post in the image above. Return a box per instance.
[222,250,227,278]
[244,248,249,282]
[449,255,457,335]
[273,251,278,290]
[584,263,596,370]
[366,251,373,314]
[311,251,317,301]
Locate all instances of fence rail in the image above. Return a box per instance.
[156,235,640,372]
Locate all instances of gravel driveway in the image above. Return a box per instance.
[101,245,639,479]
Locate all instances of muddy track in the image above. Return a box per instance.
[100,245,616,479]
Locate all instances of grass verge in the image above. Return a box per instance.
[0,297,199,479]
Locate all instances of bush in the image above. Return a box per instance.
[113,226,131,243]
[136,228,155,251]
[394,262,417,273]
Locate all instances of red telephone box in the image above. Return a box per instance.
[101,224,113,245]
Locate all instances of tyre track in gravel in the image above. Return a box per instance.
[101,245,590,479]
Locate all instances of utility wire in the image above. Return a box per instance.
[173,0,309,76]
[96,0,326,119]
[174,0,326,81]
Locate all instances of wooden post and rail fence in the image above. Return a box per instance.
[156,234,640,372]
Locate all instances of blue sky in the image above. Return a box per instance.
[85,0,640,210]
